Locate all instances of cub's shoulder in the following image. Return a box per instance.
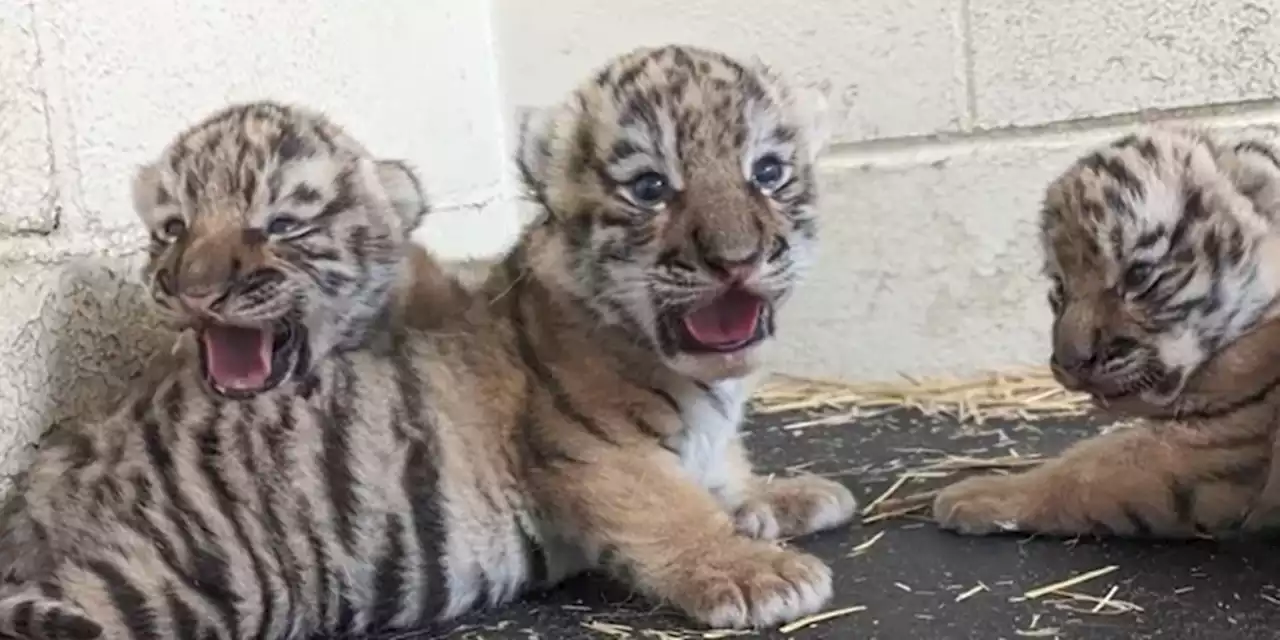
[393,244,497,332]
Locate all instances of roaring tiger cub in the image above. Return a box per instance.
[934,126,1280,538]
[0,45,853,639]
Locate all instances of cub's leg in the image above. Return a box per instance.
[546,447,833,629]
[933,422,1269,537]
[719,439,858,540]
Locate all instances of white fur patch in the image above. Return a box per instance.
[667,378,751,493]
[670,378,747,488]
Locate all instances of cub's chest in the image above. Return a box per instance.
[663,379,750,491]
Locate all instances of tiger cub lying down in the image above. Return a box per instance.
[935,126,1280,538]
[0,45,855,640]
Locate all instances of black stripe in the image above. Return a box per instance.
[511,279,621,446]
[196,406,274,640]
[519,526,548,586]
[497,257,587,469]
[235,407,298,639]
[1174,373,1280,421]
[88,559,162,640]
[166,587,200,640]
[403,438,449,622]
[11,599,33,638]
[1236,140,1280,171]
[649,388,680,413]
[629,411,665,441]
[41,601,102,640]
[392,343,449,622]
[693,380,727,416]
[371,515,407,630]
[1120,505,1154,537]
[323,359,359,554]
[301,515,332,631]
[144,392,240,634]
[314,174,354,223]
[1169,478,1196,526]
[288,242,342,263]
[125,481,214,616]
[335,586,357,635]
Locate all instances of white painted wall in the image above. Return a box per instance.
[2,0,1279,471]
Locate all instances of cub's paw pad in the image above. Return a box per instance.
[734,475,858,540]
[932,475,1028,536]
[680,545,833,629]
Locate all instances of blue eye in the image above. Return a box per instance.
[266,214,303,236]
[750,155,790,192]
[625,172,671,208]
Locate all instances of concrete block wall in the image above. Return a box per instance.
[493,0,1280,382]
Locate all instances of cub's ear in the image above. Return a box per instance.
[513,104,568,209]
[514,106,550,202]
[373,159,430,234]
[131,163,169,227]
[792,79,833,162]
[748,56,833,162]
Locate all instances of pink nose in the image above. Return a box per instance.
[709,259,758,282]
[178,287,224,312]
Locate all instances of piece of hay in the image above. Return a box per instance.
[1090,585,1119,613]
[861,502,928,525]
[1014,627,1061,637]
[753,368,1089,425]
[1042,589,1141,615]
[582,621,634,638]
[776,605,868,634]
[954,582,989,602]
[848,530,887,557]
[862,475,911,514]
[1013,565,1120,601]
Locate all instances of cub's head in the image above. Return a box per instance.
[133,101,427,398]
[1041,127,1280,407]
[517,44,829,381]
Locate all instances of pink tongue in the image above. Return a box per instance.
[682,290,764,347]
[202,325,272,391]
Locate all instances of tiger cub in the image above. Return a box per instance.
[934,127,1280,538]
[408,44,858,626]
[0,45,854,640]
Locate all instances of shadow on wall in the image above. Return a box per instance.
[0,257,177,484]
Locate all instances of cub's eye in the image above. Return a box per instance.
[1123,262,1153,293]
[623,172,672,208]
[750,155,791,192]
[160,217,186,240]
[266,214,304,236]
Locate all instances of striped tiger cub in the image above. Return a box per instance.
[934,127,1280,538]
[0,44,855,640]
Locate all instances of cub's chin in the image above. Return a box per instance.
[668,341,772,383]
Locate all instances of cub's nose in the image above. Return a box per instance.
[178,286,228,312]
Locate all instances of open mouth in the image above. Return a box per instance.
[667,288,773,354]
[196,321,304,398]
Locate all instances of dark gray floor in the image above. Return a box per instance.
[385,409,1280,640]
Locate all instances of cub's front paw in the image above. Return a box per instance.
[734,475,858,540]
[932,474,1030,535]
[670,542,833,629]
